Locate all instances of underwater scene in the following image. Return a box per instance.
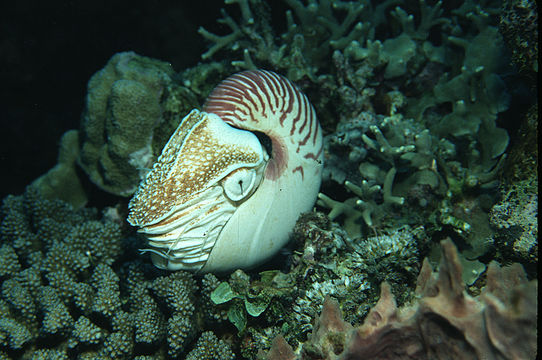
[0,0,538,359]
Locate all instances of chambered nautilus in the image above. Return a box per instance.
[127,70,323,273]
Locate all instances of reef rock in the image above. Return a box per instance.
[267,239,537,360]
[77,51,198,196]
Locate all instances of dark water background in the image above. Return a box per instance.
[0,0,244,199]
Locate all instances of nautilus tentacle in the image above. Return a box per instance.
[127,70,323,273]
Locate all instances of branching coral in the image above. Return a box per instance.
[0,187,220,358]
[318,110,444,237]
[198,0,395,81]
[185,331,235,360]
[315,1,512,266]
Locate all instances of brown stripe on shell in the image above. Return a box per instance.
[203,70,318,181]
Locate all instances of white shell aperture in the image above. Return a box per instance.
[127,70,323,273]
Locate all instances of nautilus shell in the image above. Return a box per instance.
[127,70,323,273]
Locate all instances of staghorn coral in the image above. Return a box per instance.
[199,0,353,80]
[316,3,509,234]
[317,110,446,238]
[266,239,538,360]
[294,1,513,267]
[198,0,433,82]
[185,331,235,360]
[0,187,208,358]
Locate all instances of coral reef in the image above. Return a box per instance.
[0,187,123,357]
[30,130,88,209]
[0,188,226,358]
[265,239,538,360]
[185,331,235,360]
[489,177,538,273]
[499,0,538,75]
[199,2,515,267]
[198,0,378,81]
[192,212,427,357]
[288,213,425,334]
[317,111,445,237]
[77,51,199,196]
[36,0,518,272]
[2,0,536,359]
[309,0,512,264]
[3,181,532,359]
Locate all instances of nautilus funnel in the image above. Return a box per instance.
[127,70,323,273]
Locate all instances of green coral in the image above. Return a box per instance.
[209,269,295,333]
[199,0,389,81]
[30,130,88,209]
[0,187,223,358]
[132,294,164,345]
[2,278,37,324]
[185,331,235,360]
[318,111,444,238]
[0,317,32,350]
[0,188,124,356]
[39,286,74,336]
[0,245,20,277]
[77,51,199,196]
[1,1,535,359]
[72,316,103,345]
[30,349,69,360]
[313,1,512,269]
[490,178,538,271]
[102,331,134,359]
[200,273,229,325]
[151,271,197,357]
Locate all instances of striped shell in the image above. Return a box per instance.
[127,70,323,273]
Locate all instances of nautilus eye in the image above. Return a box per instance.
[127,70,323,273]
[222,168,259,202]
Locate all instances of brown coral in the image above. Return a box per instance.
[267,239,537,360]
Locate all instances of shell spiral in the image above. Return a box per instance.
[127,70,323,273]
